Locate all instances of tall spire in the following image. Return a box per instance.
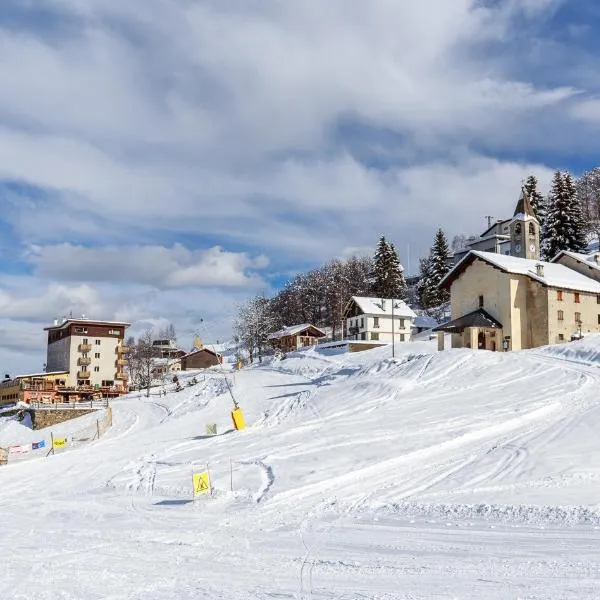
[513,185,536,219]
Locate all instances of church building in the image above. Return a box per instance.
[435,188,600,351]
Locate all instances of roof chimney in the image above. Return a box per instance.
[535,263,544,278]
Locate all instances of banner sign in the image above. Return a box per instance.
[53,437,68,449]
[32,440,46,450]
[8,444,30,454]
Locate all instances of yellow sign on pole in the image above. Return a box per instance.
[192,471,211,497]
[53,437,68,449]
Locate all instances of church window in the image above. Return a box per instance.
[514,223,522,235]
[557,290,563,301]
[557,310,564,321]
[478,295,484,308]
[529,222,536,235]
[574,292,580,303]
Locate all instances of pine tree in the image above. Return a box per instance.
[388,243,408,299]
[543,171,587,259]
[372,236,407,299]
[428,228,451,305]
[524,175,546,229]
[417,257,435,309]
[563,172,587,252]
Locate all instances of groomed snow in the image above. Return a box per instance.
[2,339,600,597]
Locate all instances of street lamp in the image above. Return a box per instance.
[391,301,401,359]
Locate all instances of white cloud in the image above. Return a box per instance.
[25,244,269,288]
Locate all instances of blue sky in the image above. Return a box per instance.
[1,0,600,373]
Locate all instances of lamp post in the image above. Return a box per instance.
[391,301,401,359]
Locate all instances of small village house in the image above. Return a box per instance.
[343,296,416,343]
[435,189,600,351]
[267,324,327,353]
[181,347,222,370]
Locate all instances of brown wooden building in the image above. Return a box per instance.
[267,324,326,353]
[181,348,222,370]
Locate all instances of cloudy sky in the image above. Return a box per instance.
[0,0,599,373]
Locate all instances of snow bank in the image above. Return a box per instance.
[535,333,600,366]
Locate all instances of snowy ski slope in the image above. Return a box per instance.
[2,338,600,598]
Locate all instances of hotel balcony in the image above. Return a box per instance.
[78,343,92,352]
[115,358,128,367]
[78,357,91,366]
[77,370,91,379]
[116,345,130,354]
[115,372,128,381]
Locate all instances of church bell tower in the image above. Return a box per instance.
[510,186,540,260]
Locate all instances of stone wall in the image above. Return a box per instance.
[29,408,97,430]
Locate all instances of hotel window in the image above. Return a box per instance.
[558,334,564,341]
[74,327,88,334]
[575,312,581,323]
[94,366,100,372]
[83,338,88,344]
[574,292,581,303]
[108,329,119,335]
[399,334,405,342]
[597,295,600,304]
[478,295,484,308]
[360,317,364,327]
[557,310,564,321]
[399,318,405,328]
[373,317,379,328]
[557,290,563,301]
[371,332,379,341]
[95,353,100,359]
[597,314,600,325]
[95,339,101,345]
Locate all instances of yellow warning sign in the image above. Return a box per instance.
[192,471,211,497]
[53,437,67,449]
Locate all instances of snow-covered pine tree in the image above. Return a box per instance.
[372,236,392,298]
[524,175,546,230]
[563,172,587,253]
[417,256,435,309]
[388,242,408,299]
[543,170,587,260]
[427,228,451,305]
[372,236,407,299]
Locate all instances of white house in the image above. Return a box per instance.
[343,296,417,343]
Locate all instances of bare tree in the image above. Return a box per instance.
[157,323,177,342]
[128,328,157,397]
[576,167,600,245]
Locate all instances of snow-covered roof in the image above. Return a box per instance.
[552,250,600,271]
[267,324,326,340]
[442,250,600,294]
[413,315,438,329]
[348,297,417,319]
[44,319,130,331]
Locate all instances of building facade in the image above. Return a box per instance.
[436,251,600,350]
[181,348,222,370]
[343,296,416,343]
[44,318,130,389]
[267,324,327,353]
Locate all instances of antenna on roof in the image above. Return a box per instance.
[485,215,494,228]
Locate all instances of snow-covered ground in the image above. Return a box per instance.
[2,339,600,598]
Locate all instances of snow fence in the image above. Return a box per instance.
[0,406,113,464]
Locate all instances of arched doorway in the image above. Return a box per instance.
[477,331,485,349]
